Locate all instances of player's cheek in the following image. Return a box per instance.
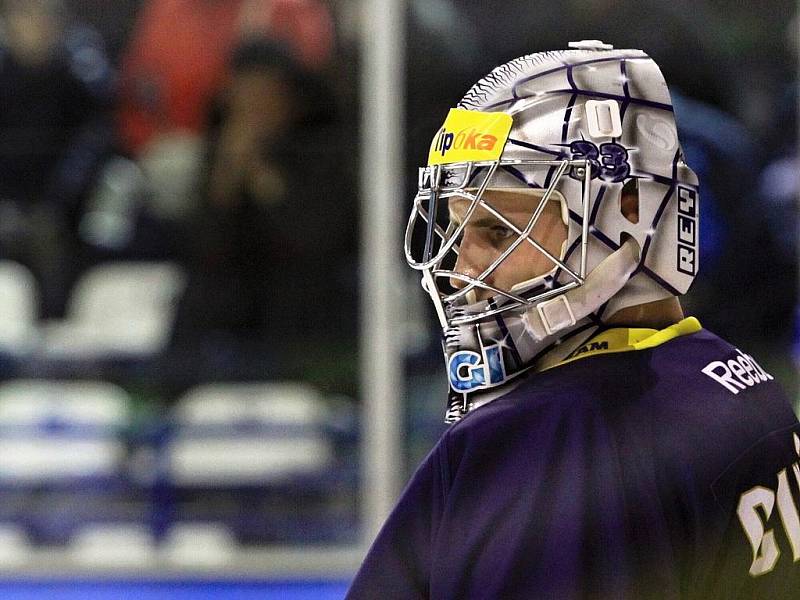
[497,247,531,287]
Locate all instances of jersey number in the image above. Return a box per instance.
[568,141,631,183]
[737,438,800,577]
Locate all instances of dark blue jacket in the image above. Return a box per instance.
[349,326,800,599]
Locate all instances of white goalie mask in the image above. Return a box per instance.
[405,42,700,422]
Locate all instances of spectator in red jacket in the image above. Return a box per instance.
[116,0,334,157]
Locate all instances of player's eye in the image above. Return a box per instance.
[490,225,515,243]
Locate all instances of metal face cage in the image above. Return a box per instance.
[405,158,592,327]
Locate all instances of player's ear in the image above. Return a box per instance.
[620,178,639,224]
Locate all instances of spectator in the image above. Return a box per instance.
[116,0,334,158]
[0,0,114,316]
[167,38,357,395]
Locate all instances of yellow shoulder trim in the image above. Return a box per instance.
[631,316,701,350]
[548,316,702,370]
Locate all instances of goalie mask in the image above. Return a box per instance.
[405,42,700,423]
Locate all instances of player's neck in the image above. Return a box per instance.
[604,297,685,330]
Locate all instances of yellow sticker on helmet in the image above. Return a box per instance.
[428,108,513,166]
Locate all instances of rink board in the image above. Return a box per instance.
[0,579,351,599]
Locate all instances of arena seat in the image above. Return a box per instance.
[0,380,136,547]
[0,380,130,482]
[0,524,32,566]
[161,522,237,567]
[0,261,39,356]
[166,382,333,485]
[40,262,186,359]
[69,523,155,568]
[157,383,356,545]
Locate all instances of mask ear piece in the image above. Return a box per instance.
[620,178,639,224]
[558,195,569,226]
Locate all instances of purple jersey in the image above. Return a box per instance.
[348,324,800,599]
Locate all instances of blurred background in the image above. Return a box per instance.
[0,0,794,597]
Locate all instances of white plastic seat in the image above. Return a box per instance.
[166,382,333,485]
[41,262,186,359]
[161,522,236,567]
[0,261,38,355]
[0,380,129,427]
[175,382,329,427]
[0,380,130,482]
[69,523,155,568]
[0,524,32,567]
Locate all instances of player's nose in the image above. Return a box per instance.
[451,230,485,290]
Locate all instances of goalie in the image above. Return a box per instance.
[348,41,800,599]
